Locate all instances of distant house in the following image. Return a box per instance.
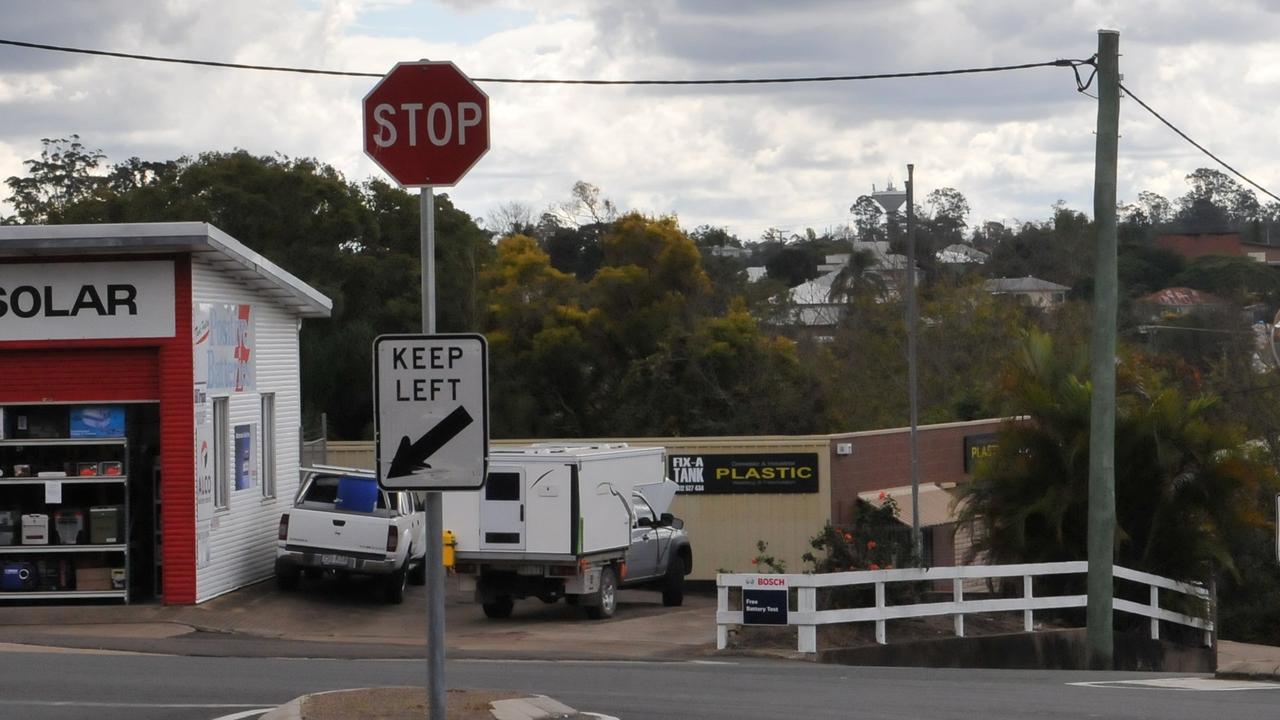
[709,245,749,259]
[784,270,846,330]
[984,276,1069,308]
[1134,287,1228,321]
[936,243,989,266]
[770,244,915,337]
[745,266,768,282]
[1156,231,1280,265]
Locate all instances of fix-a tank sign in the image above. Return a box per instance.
[373,333,489,490]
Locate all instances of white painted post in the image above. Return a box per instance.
[1149,585,1160,640]
[953,577,965,638]
[798,586,817,653]
[875,581,887,645]
[1205,574,1216,648]
[1023,575,1034,632]
[717,584,729,650]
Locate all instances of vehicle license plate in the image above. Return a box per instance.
[321,554,352,568]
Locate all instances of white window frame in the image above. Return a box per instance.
[213,396,230,510]
[261,393,276,499]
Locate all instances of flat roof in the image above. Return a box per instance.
[0,222,332,318]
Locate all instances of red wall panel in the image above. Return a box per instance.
[159,257,195,604]
[0,348,159,401]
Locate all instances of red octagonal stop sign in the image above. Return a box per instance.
[363,61,490,187]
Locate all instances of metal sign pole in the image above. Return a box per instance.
[421,187,446,720]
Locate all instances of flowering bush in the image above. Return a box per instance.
[801,495,909,573]
[751,539,787,573]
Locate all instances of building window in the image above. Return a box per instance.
[261,393,276,498]
[213,397,230,510]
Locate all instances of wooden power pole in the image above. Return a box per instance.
[1087,28,1120,671]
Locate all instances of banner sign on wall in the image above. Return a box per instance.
[234,423,256,491]
[0,260,175,341]
[194,303,255,393]
[70,406,125,438]
[195,420,214,569]
[669,453,819,494]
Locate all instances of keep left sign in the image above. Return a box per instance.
[373,333,489,490]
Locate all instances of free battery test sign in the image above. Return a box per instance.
[742,575,789,625]
[373,334,488,490]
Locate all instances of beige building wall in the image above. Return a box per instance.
[648,436,832,582]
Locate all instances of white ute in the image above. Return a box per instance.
[275,466,427,603]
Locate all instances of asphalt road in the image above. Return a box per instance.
[2,651,1279,720]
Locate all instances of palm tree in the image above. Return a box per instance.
[828,247,885,302]
[956,329,1277,584]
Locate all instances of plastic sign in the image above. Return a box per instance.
[373,334,489,490]
[363,61,490,187]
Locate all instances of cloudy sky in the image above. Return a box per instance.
[1,0,1276,240]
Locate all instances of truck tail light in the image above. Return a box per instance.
[386,526,399,553]
[278,514,289,541]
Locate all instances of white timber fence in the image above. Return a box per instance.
[716,561,1213,654]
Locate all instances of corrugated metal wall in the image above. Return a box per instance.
[0,347,160,402]
[191,256,302,602]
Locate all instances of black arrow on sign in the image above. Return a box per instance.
[388,405,475,479]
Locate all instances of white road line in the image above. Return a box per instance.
[209,710,273,720]
[455,658,738,666]
[0,641,166,656]
[1070,677,1280,691]
[2,700,275,708]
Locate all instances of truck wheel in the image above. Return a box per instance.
[661,556,685,607]
[276,567,301,591]
[482,596,515,619]
[586,567,618,620]
[408,559,427,586]
[384,567,408,604]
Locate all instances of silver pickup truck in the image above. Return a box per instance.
[275,467,427,603]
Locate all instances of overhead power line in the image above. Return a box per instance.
[5,36,1275,207]
[0,37,1088,85]
[1121,82,1280,205]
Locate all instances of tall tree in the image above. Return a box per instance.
[1176,168,1260,226]
[2,136,107,224]
[611,301,830,435]
[480,234,598,436]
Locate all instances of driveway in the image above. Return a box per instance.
[0,574,719,660]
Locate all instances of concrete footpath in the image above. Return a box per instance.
[1216,640,1280,681]
[0,575,719,660]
